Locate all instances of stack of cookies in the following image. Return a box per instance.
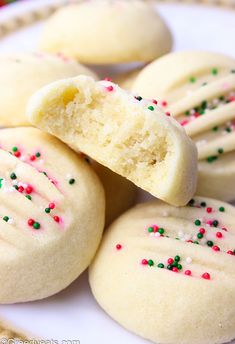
[0,1,234,344]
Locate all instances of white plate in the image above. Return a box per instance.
[0,1,234,343]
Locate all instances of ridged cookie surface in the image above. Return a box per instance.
[89,197,235,344]
[0,127,105,303]
[132,51,235,201]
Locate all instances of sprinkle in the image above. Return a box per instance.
[116,244,122,250]
[172,267,178,272]
[185,270,192,276]
[30,155,36,161]
[104,77,112,81]
[69,178,75,185]
[207,240,214,247]
[49,202,55,209]
[25,185,33,194]
[161,100,167,107]
[3,216,9,222]
[26,195,32,201]
[189,76,196,83]
[141,259,148,265]
[12,146,18,152]
[227,250,234,255]
[212,245,220,251]
[45,208,51,213]
[197,233,203,239]
[213,220,219,227]
[211,68,218,75]
[106,85,114,92]
[152,99,158,104]
[202,272,211,280]
[218,148,224,154]
[194,219,201,226]
[200,202,206,207]
[148,259,154,267]
[199,228,206,234]
[207,156,218,163]
[174,255,180,262]
[10,172,17,180]
[135,96,142,101]
[186,257,192,264]
[158,228,165,235]
[219,206,225,212]
[158,263,164,268]
[28,219,35,226]
[165,112,171,116]
[216,232,223,238]
[33,222,40,230]
[206,207,212,213]
[188,199,195,206]
[148,226,154,233]
[53,215,60,223]
[167,258,174,264]
[148,105,154,111]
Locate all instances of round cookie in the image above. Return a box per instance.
[40,0,172,65]
[0,127,105,303]
[89,197,235,344]
[27,75,197,207]
[92,162,136,226]
[0,52,96,126]
[112,68,142,90]
[132,51,235,201]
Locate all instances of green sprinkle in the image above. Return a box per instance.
[33,222,40,230]
[212,126,218,132]
[194,241,199,244]
[213,220,219,227]
[197,233,203,239]
[45,208,51,214]
[194,219,201,226]
[174,255,180,262]
[231,70,235,73]
[148,105,154,111]
[148,259,154,267]
[225,127,232,133]
[207,156,218,163]
[69,178,75,185]
[167,265,173,270]
[25,195,32,200]
[189,76,196,83]
[177,264,182,270]
[211,68,218,75]
[10,172,17,180]
[13,185,18,190]
[219,206,225,212]
[0,178,3,188]
[3,216,9,222]
[136,96,142,101]
[35,152,41,158]
[201,100,207,109]
[218,148,224,154]
[200,202,206,207]
[158,263,164,268]
[12,146,18,152]
[188,199,195,206]
[158,228,164,235]
[207,241,214,247]
[185,110,190,116]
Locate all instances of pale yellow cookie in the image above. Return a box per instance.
[27,75,197,206]
[112,68,142,90]
[0,127,105,303]
[132,51,235,201]
[89,197,235,344]
[0,52,96,126]
[40,0,172,64]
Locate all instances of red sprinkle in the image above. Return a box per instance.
[104,77,112,81]
[180,120,189,126]
[14,151,21,158]
[227,250,234,255]
[185,270,192,276]
[30,155,36,161]
[222,227,228,232]
[153,225,159,232]
[199,228,206,234]
[216,232,223,238]
[206,207,212,213]
[116,244,122,250]
[161,100,167,107]
[141,259,148,265]
[53,216,60,223]
[172,267,178,272]
[165,112,171,116]
[106,85,114,92]
[25,185,33,194]
[202,272,211,280]
[152,99,158,104]
[18,186,24,193]
[212,245,220,251]
[49,202,55,209]
[28,219,35,226]
[167,258,174,264]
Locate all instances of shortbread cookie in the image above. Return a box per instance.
[92,162,136,226]
[27,75,197,206]
[132,51,235,201]
[0,127,105,303]
[40,0,172,64]
[89,197,235,344]
[0,52,96,126]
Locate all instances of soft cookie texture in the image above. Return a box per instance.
[0,127,105,303]
[40,0,172,64]
[133,51,235,201]
[0,52,96,126]
[89,197,235,344]
[27,75,197,206]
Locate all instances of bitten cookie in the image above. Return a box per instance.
[0,127,105,303]
[89,197,235,344]
[132,51,235,201]
[27,75,197,206]
[0,52,96,126]
[40,0,172,64]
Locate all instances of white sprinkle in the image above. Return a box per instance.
[186,257,192,264]
[8,219,14,225]
[20,155,27,162]
[155,232,161,237]
[149,232,155,237]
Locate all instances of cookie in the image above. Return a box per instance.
[0,127,105,303]
[0,52,96,126]
[27,75,197,206]
[92,162,136,226]
[132,51,235,201]
[40,0,172,64]
[89,197,235,344]
[112,68,142,90]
